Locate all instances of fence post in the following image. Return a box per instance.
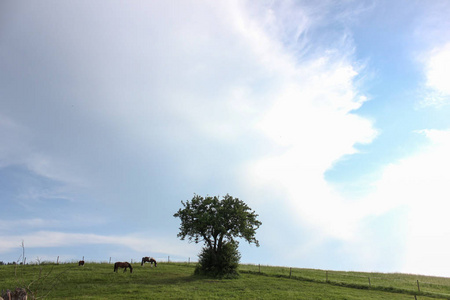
[368,277,371,287]
[259,264,261,273]
[417,280,420,292]
[57,256,59,265]
[168,256,170,263]
[188,257,190,264]
[109,257,111,264]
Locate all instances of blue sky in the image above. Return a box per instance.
[1,0,450,276]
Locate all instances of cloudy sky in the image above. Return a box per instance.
[1,0,450,276]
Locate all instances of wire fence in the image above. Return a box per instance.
[239,264,450,299]
[7,256,450,298]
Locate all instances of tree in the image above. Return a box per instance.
[173,194,262,277]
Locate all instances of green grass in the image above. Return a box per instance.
[1,262,450,299]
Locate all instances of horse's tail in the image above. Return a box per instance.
[129,263,133,273]
[141,257,144,266]
[113,262,117,272]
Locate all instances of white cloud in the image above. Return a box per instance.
[426,44,450,94]
[421,42,450,106]
[359,129,450,276]
[247,54,377,241]
[0,231,199,259]
[4,0,450,276]
[0,218,60,233]
[287,129,450,275]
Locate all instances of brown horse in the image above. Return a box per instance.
[114,262,133,273]
[141,257,157,267]
[78,260,85,266]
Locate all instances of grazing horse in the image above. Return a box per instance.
[141,257,157,267]
[114,262,133,273]
[78,260,85,266]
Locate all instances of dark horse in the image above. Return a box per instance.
[113,262,133,273]
[141,257,157,267]
[78,260,85,266]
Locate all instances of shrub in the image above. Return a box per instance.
[195,241,241,278]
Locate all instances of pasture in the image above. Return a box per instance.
[1,262,450,299]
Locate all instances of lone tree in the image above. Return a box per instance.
[174,194,262,277]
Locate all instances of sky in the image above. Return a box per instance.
[1,0,450,277]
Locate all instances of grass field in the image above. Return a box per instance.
[1,262,450,299]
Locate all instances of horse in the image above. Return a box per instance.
[113,262,133,273]
[141,257,157,267]
[78,260,85,266]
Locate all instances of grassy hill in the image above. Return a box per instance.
[1,262,450,299]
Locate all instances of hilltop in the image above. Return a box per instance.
[1,262,449,299]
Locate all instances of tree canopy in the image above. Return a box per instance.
[174,194,261,251]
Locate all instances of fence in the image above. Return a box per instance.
[13,255,197,265]
[10,257,450,298]
[239,264,450,298]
